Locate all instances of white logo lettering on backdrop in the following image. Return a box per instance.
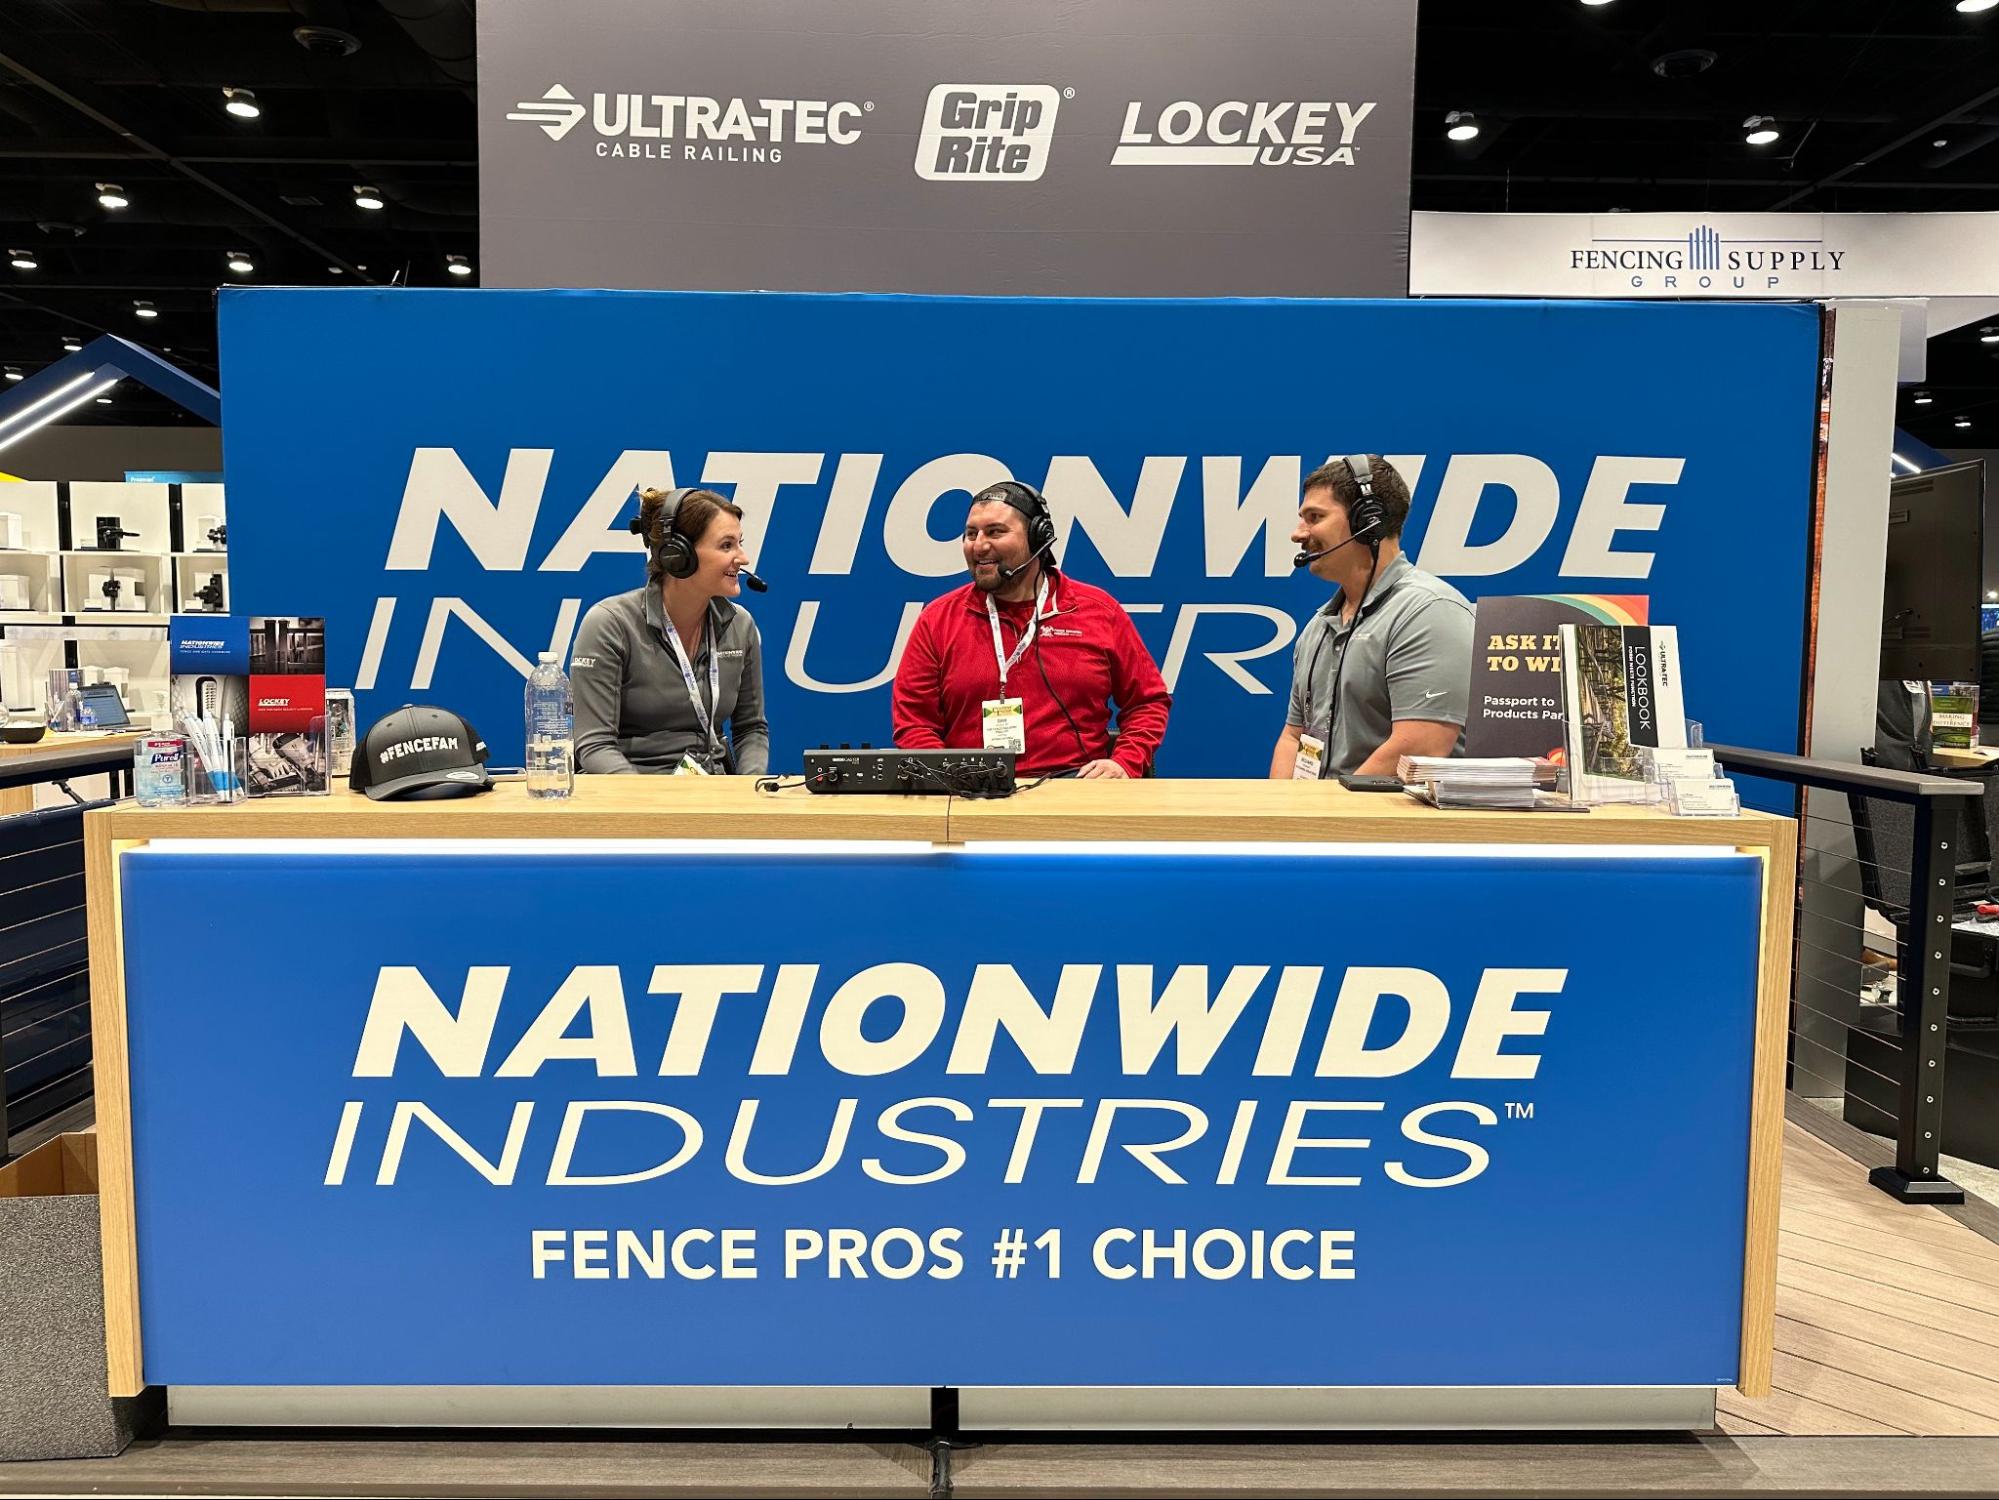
[505,84,587,142]
[351,447,1686,699]
[506,83,870,166]
[1113,100,1377,167]
[914,85,1063,182]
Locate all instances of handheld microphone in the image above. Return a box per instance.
[1292,517,1383,569]
[997,536,1056,583]
[737,568,769,593]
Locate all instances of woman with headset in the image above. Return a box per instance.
[571,487,769,774]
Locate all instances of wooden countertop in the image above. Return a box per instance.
[90,775,1792,851]
[0,728,144,758]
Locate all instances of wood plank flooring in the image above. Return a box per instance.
[1718,1122,1999,1436]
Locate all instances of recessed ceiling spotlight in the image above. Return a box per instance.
[1744,116,1780,146]
[3,367,21,382]
[1935,138,1951,148]
[445,253,473,277]
[227,252,255,275]
[222,87,261,119]
[1959,0,1999,13]
[352,185,385,211]
[94,396,111,405]
[1581,0,1615,6]
[9,250,36,271]
[95,182,128,210]
[1983,327,1999,343]
[1444,110,1480,142]
[1914,390,1934,404]
[327,265,344,275]
[60,336,81,352]
[133,299,158,319]
[1958,415,1976,428]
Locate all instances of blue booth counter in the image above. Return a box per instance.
[83,778,1793,1431]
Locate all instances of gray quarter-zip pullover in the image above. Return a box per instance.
[571,587,769,774]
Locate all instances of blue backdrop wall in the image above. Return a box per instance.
[219,290,1820,777]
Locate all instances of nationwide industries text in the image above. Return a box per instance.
[353,447,1690,698]
[319,960,1559,1193]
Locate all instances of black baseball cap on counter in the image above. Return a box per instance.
[350,705,493,801]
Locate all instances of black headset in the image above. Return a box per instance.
[628,487,701,579]
[1344,454,1385,550]
[980,480,1058,561]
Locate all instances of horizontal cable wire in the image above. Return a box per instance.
[0,839,82,867]
[1,1061,91,1115]
[0,995,89,1045]
[1785,1026,1908,1093]
[0,904,85,942]
[3,1028,94,1078]
[0,966,85,1011]
[0,935,85,977]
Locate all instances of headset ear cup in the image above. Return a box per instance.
[1031,510,1056,558]
[663,534,697,579]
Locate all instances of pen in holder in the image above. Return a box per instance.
[181,715,247,806]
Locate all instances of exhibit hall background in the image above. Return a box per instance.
[219,289,1819,780]
[475,0,1415,296]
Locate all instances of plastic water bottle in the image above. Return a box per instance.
[525,651,574,800]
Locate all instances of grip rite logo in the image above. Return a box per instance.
[915,85,1062,181]
[506,84,586,143]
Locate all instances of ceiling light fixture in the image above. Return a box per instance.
[133,300,157,319]
[94,396,111,405]
[9,250,36,271]
[227,252,255,275]
[1983,327,1999,343]
[1444,110,1480,142]
[222,87,261,119]
[1935,138,1951,148]
[1743,115,1780,145]
[1958,0,1999,14]
[445,254,473,277]
[60,337,81,352]
[96,182,128,210]
[353,185,384,211]
[2,368,20,382]
[1958,416,1976,428]
[1581,0,1615,6]
[1914,390,1934,404]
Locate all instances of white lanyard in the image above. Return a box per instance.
[660,609,722,761]
[986,575,1050,695]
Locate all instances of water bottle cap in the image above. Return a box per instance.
[538,651,561,664]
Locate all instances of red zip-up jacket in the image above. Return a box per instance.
[891,572,1173,775]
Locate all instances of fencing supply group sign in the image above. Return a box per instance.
[477,0,1416,296]
[217,288,1820,779]
[122,845,1761,1387]
[1411,211,1999,298]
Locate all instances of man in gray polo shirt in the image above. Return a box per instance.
[1270,455,1474,780]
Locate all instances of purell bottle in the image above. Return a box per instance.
[132,735,187,808]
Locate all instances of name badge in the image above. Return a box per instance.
[1293,733,1326,782]
[982,697,1026,755]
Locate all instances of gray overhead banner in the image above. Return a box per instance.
[477,0,1415,296]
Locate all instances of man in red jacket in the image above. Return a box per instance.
[891,481,1172,778]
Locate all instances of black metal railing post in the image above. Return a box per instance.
[1880,795,1963,1200]
[1714,744,1979,1204]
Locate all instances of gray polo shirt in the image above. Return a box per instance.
[1285,554,1475,777]
[572,587,769,775]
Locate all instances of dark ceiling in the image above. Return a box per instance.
[1,0,1995,444]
